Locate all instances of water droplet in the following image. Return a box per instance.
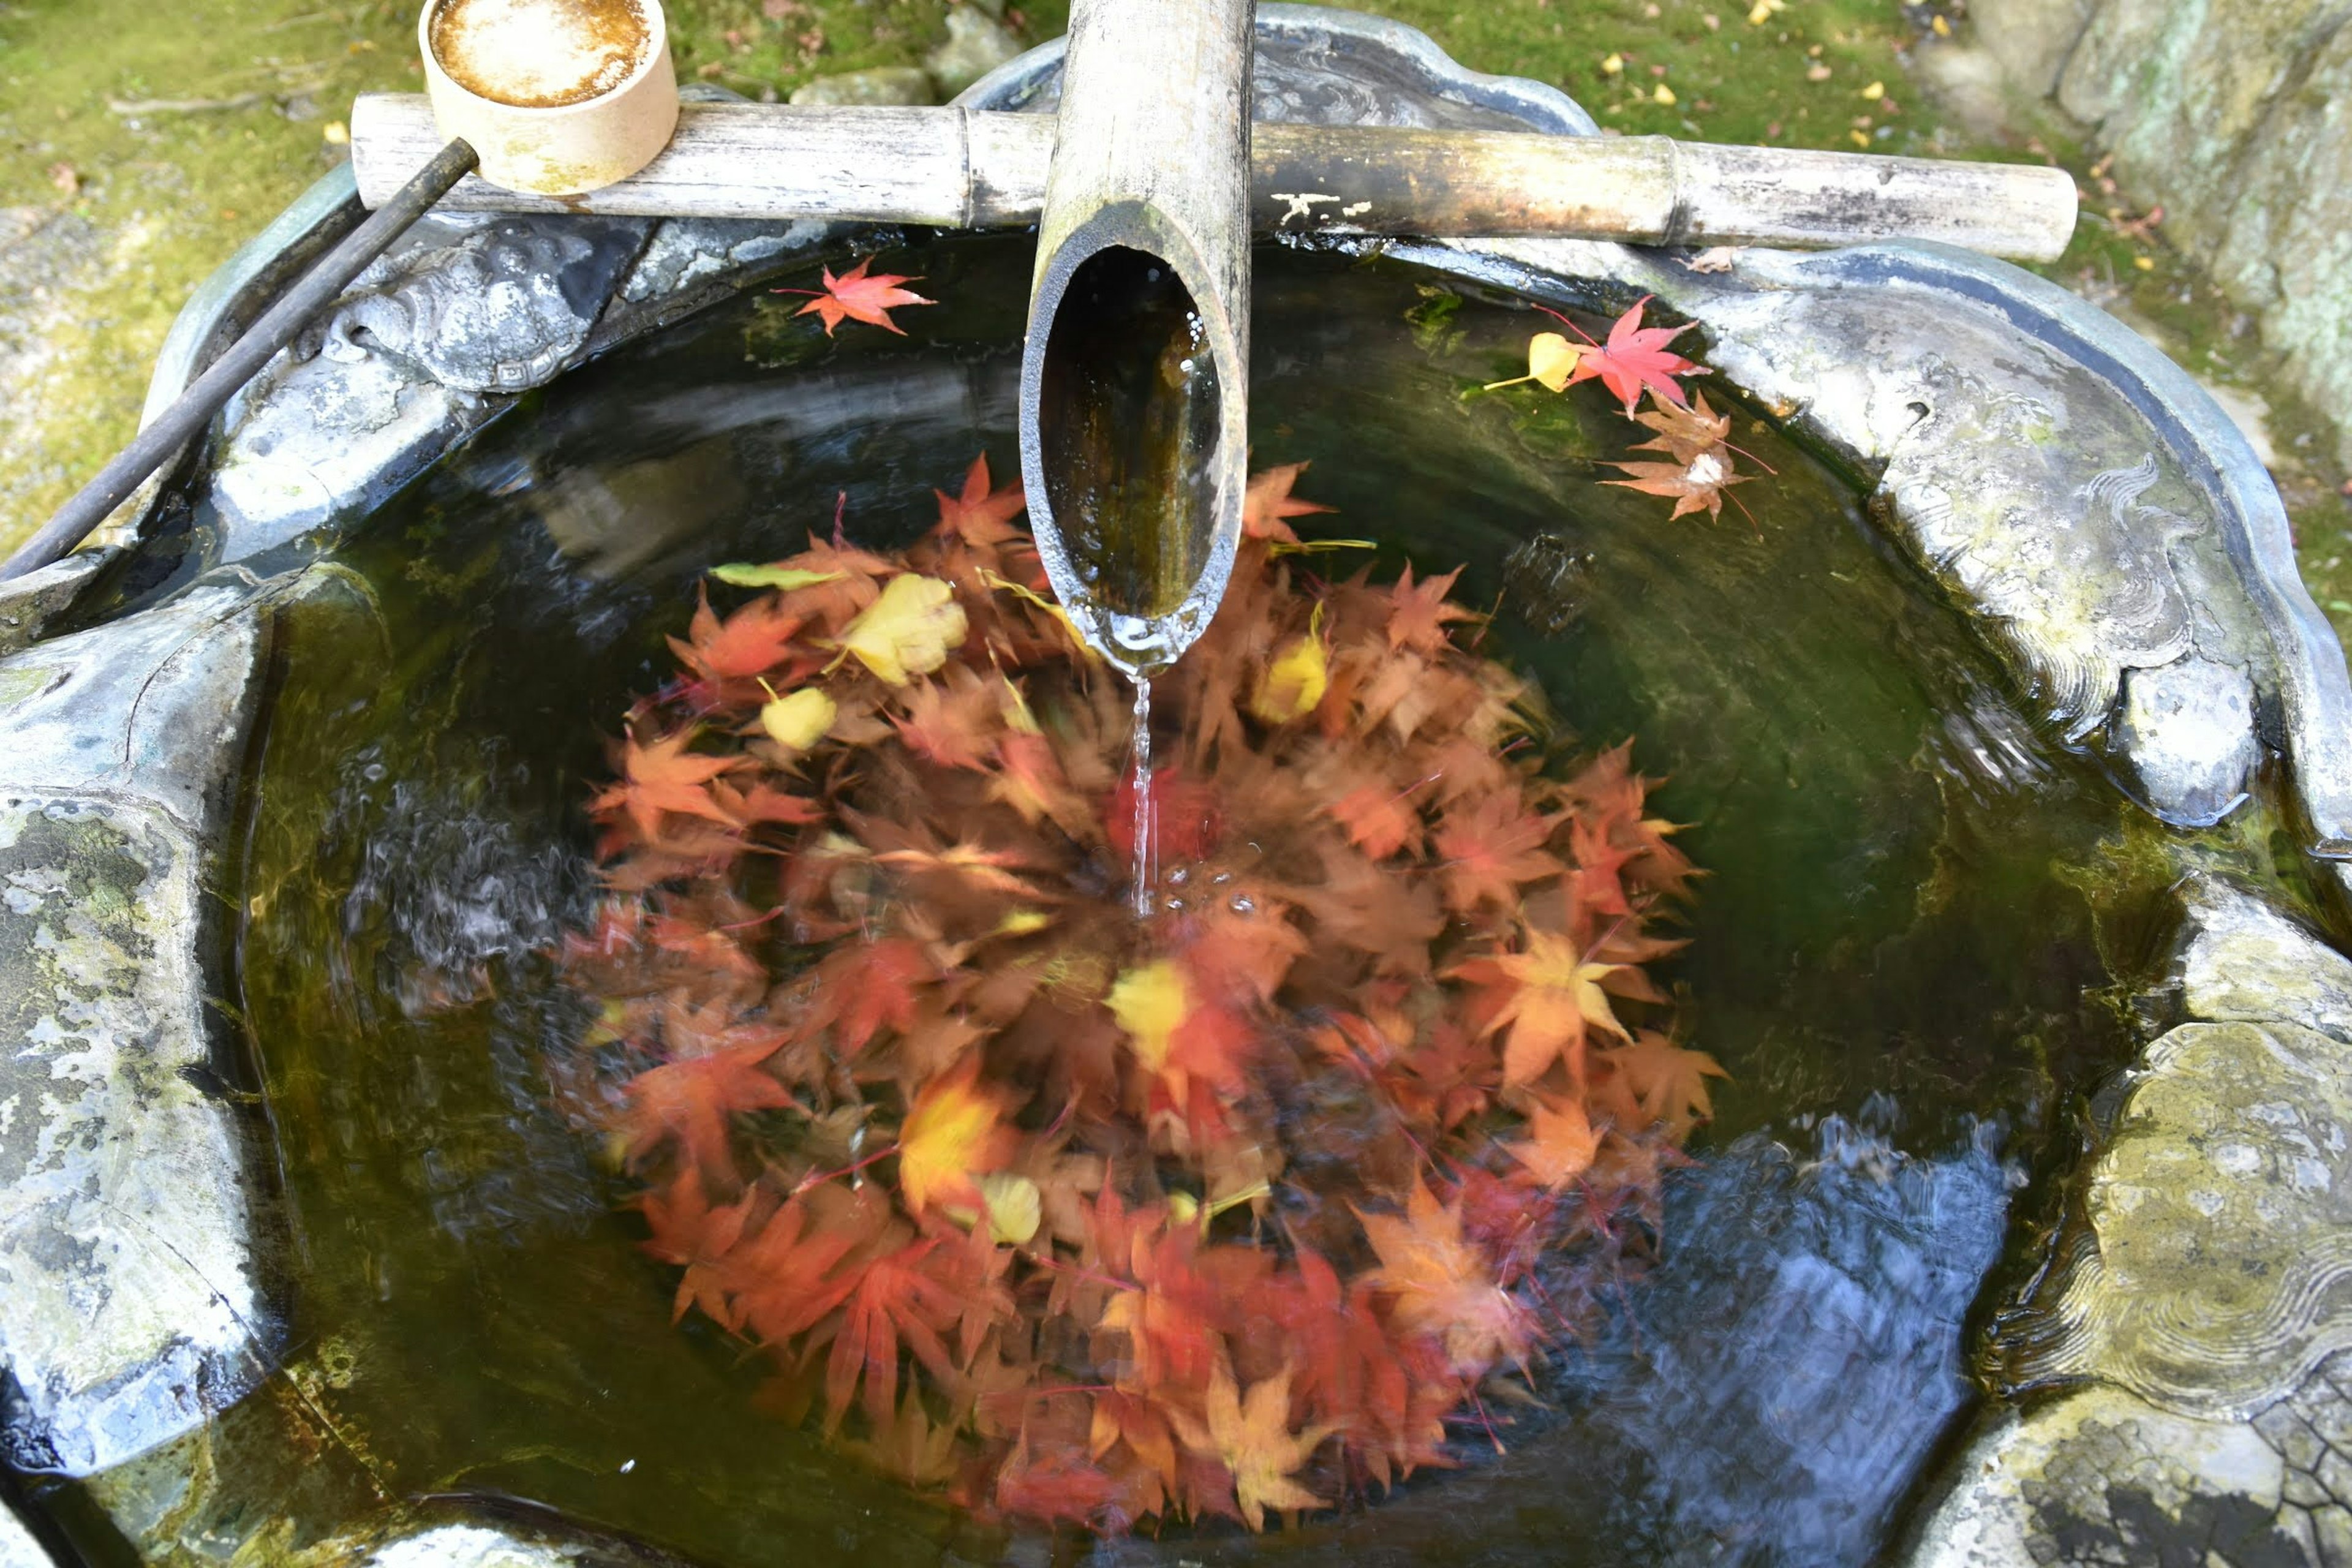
[1167,866,1188,886]
[1230,894,1256,915]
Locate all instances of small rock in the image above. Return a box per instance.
[786,66,937,107]
[925,7,1024,99]
[2,1501,52,1568]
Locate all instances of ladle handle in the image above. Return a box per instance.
[1,138,480,582]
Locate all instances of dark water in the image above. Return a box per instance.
[47,237,2189,1565]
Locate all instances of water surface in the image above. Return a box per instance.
[45,237,2179,1566]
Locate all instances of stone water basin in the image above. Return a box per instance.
[7,9,2352,1566]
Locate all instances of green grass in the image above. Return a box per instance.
[1,0,2344,624]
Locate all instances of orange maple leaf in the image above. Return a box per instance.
[638,1169,757,1325]
[783,256,935,336]
[1431,793,1562,913]
[621,1037,796,1183]
[1456,927,1634,1089]
[1605,449,1747,520]
[723,1188,873,1342]
[1356,1182,1534,1376]
[1241,461,1335,543]
[893,668,1001,771]
[669,587,808,682]
[1594,1029,1727,1139]
[1326,774,1426,859]
[592,729,741,843]
[1384,564,1478,654]
[896,1054,1019,1215]
[1504,1095,1603,1188]
[935,453,1028,546]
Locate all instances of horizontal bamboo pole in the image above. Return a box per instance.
[350,93,2079,261]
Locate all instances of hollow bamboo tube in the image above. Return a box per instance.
[351,94,2081,261]
[1011,0,1254,674]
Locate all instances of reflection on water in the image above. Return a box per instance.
[39,236,2184,1566]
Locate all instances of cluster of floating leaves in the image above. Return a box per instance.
[1487,295,1760,522]
[566,435,1721,1531]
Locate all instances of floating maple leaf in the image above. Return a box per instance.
[1174,1365,1332,1531]
[1607,447,1748,521]
[779,257,934,336]
[1357,1182,1534,1376]
[1242,461,1335,543]
[591,729,741,844]
[935,453,1027,546]
[1504,1095,1604,1188]
[1624,388,1733,464]
[1384,564,1478,654]
[834,573,968,685]
[895,1054,1017,1215]
[1453,927,1634,1088]
[1575,296,1702,413]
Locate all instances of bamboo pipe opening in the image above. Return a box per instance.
[1029,225,1235,668]
[1017,0,1253,678]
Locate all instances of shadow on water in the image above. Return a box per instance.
[56,236,2189,1565]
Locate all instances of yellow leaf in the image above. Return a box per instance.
[1932,13,1951,36]
[897,1055,1014,1213]
[1860,79,1885,100]
[1528,331,1585,392]
[1600,51,1624,75]
[1107,960,1189,1072]
[1198,1366,1330,1531]
[1250,604,1329,724]
[1746,0,1783,21]
[994,908,1052,937]
[835,573,967,686]
[1849,129,1871,147]
[759,687,835,750]
[2132,254,2155,271]
[976,1172,1042,1245]
[1652,82,1677,105]
[710,562,845,590]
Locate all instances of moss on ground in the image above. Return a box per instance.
[2,0,2345,625]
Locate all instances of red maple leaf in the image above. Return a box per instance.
[1107,760,1224,865]
[935,453,1028,546]
[780,257,934,336]
[638,1170,758,1325]
[1572,296,1701,413]
[824,1238,965,1433]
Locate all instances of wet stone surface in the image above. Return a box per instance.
[6,7,2352,1564]
[0,584,276,1479]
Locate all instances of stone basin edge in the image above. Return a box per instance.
[4,6,2352,1562]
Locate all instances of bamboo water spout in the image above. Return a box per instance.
[1016,0,1255,675]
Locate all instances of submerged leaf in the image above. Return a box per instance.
[836,573,968,685]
